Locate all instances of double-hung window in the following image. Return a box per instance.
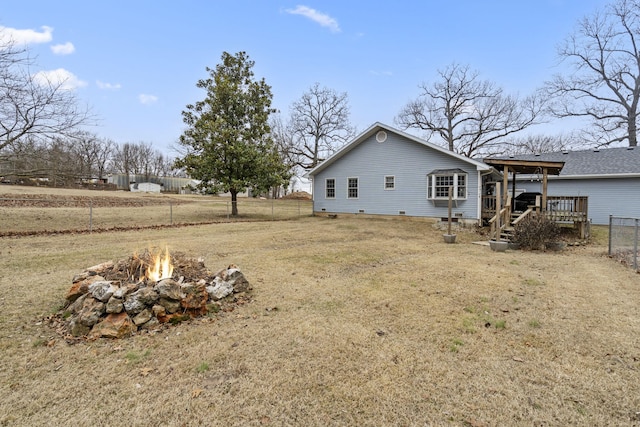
[347,177,358,199]
[325,178,335,199]
[384,175,395,190]
[427,169,467,200]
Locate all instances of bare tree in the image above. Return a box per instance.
[503,134,580,155]
[269,114,297,183]
[69,131,116,179]
[396,63,546,158]
[548,0,640,147]
[288,83,355,169]
[112,141,176,184]
[0,36,89,152]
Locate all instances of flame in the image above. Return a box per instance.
[146,246,174,282]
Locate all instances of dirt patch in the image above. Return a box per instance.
[0,193,187,208]
[281,191,312,200]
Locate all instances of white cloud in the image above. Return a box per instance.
[285,5,340,33]
[0,25,53,45]
[51,42,75,55]
[33,68,87,90]
[96,80,122,90]
[138,94,158,105]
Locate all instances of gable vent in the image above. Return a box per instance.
[376,131,387,143]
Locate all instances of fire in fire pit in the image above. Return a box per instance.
[138,246,174,283]
[53,248,251,340]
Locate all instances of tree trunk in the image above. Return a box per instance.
[629,113,638,147]
[230,189,238,216]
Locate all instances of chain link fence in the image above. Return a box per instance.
[0,196,313,235]
[608,215,639,271]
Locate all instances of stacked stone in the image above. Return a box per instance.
[64,261,250,339]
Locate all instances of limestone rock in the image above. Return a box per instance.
[66,275,105,303]
[152,304,166,317]
[208,267,250,299]
[105,296,124,314]
[124,287,159,314]
[90,312,136,339]
[154,279,184,300]
[67,293,87,314]
[180,281,208,315]
[158,297,181,314]
[78,298,106,327]
[69,318,91,337]
[226,267,250,293]
[85,260,115,275]
[133,309,152,326]
[88,281,118,302]
[113,282,138,299]
[206,280,233,301]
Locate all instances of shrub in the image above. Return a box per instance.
[513,215,560,250]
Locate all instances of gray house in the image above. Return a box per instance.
[503,147,640,224]
[307,123,498,224]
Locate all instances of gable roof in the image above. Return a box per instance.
[306,122,492,177]
[496,146,640,178]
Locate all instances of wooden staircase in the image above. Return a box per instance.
[502,209,535,242]
[499,213,520,242]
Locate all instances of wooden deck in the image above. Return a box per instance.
[484,195,589,240]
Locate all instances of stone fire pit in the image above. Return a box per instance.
[56,249,251,340]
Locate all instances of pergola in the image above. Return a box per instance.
[483,158,565,210]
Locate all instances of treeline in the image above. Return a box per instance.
[0,133,181,186]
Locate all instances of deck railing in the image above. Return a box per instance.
[481,195,496,219]
[545,196,588,222]
[482,195,589,239]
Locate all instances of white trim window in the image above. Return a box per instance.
[347,177,358,199]
[325,178,336,199]
[427,169,467,200]
[384,175,395,190]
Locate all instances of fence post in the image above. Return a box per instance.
[634,218,639,271]
[608,215,613,256]
[89,199,93,233]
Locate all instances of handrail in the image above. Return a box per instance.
[488,207,508,224]
[512,208,534,225]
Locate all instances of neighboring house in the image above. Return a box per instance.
[306,123,499,224]
[501,147,640,224]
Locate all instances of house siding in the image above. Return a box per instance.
[517,177,640,225]
[312,131,482,221]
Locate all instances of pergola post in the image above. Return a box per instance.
[541,168,548,212]
[495,181,502,241]
[502,165,509,207]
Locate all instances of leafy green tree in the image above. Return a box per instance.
[175,51,289,215]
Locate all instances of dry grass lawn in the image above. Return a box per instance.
[0,188,639,426]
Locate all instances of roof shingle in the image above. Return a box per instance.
[497,147,640,176]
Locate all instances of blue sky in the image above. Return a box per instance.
[1,1,607,156]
